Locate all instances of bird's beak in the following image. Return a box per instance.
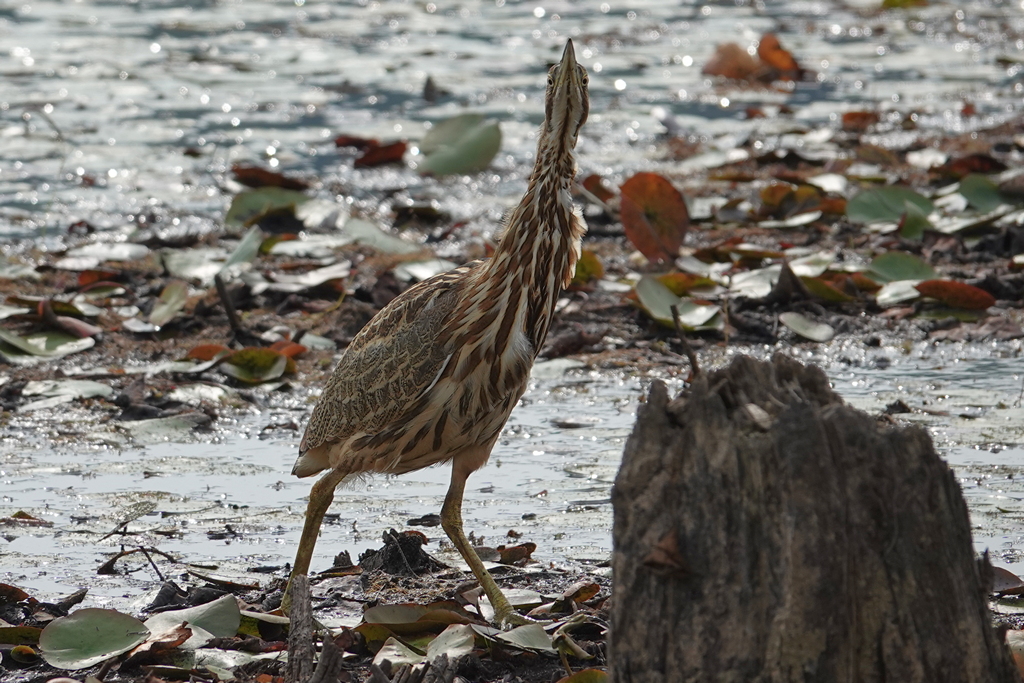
[558,40,577,82]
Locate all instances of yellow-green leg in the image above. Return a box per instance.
[441,465,530,629]
[283,468,348,615]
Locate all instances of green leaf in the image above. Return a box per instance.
[225,187,309,227]
[425,624,476,662]
[418,117,502,176]
[778,312,835,342]
[0,626,42,645]
[0,328,95,364]
[39,608,149,670]
[634,276,721,330]
[372,637,425,668]
[363,604,429,625]
[898,200,931,240]
[218,349,290,384]
[865,251,937,283]
[494,624,556,654]
[959,174,1008,213]
[218,226,264,278]
[144,594,240,645]
[22,379,113,400]
[874,280,924,307]
[149,280,190,328]
[847,186,933,224]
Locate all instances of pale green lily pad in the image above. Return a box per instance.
[39,608,150,670]
[218,226,264,279]
[128,412,212,444]
[729,265,781,299]
[847,186,933,224]
[494,624,556,654]
[162,248,228,285]
[298,332,336,350]
[225,187,309,227]
[788,251,835,278]
[149,280,189,328]
[144,594,240,649]
[875,280,924,307]
[66,242,150,262]
[779,312,835,343]
[393,259,459,282]
[634,275,721,330]
[865,252,937,284]
[0,329,95,365]
[372,637,425,668]
[899,200,931,240]
[425,624,476,662]
[418,115,502,176]
[959,174,1009,214]
[758,210,822,229]
[20,379,113,411]
[343,218,421,255]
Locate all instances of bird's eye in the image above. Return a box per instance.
[547,75,554,86]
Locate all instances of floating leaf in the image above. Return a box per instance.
[757,33,800,78]
[494,624,556,654]
[994,567,1024,595]
[702,42,760,81]
[556,670,608,683]
[571,250,604,287]
[936,153,1007,179]
[66,243,150,263]
[620,173,689,263]
[39,609,150,670]
[149,281,189,328]
[186,344,231,361]
[959,174,1008,213]
[219,348,292,384]
[231,164,309,191]
[269,340,307,358]
[634,276,721,330]
[418,115,502,176]
[0,626,42,646]
[225,187,310,227]
[865,252,937,283]
[581,174,615,203]
[655,272,717,296]
[144,594,240,648]
[847,186,933,224]
[779,312,835,342]
[800,276,854,303]
[875,280,923,307]
[0,328,95,364]
[914,280,996,310]
[218,226,264,278]
[898,200,931,240]
[841,111,880,132]
[425,624,476,662]
[355,141,408,168]
[372,637,424,668]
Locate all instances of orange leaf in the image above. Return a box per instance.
[656,272,717,296]
[333,134,379,150]
[231,164,309,191]
[841,111,880,132]
[78,269,118,287]
[760,183,794,209]
[354,141,408,168]
[187,344,231,361]
[270,340,308,358]
[619,172,689,263]
[914,280,995,310]
[702,42,760,81]
[936,153,1007,180]
[581,174,615,203]
[757,33,800,78]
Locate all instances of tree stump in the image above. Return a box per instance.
[609,354,1019,682]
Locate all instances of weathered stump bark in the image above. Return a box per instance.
[610,354,1019,683]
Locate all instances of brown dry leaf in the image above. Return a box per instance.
[841,111,880,132]
[757,33,800,79]
[497,542,536,565]
[619,172,690,263]
[334,134,379,150]
[354,141,408,168]
[231,164,309,191]
[702,43,760,81]
[581,174,615,203]
[936,153,1008,179]
[186,344,231,361]
[914,280,996,310]
[269,340,308,358]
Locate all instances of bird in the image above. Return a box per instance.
[287,40,589,628]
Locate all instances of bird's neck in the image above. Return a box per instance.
[481,139,584,353]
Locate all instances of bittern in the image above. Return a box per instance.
[288,40,589,628]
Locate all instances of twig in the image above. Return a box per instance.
[669,304,701,378]
[214,272,245,337]
[138,546,166,582]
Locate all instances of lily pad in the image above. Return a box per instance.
[847,186,933,224]
[425,624,476,662]
[66,242,150,263]
[779,312,835,342]
[225,187,309,227]
[149,281,189,328]
[219,348,292,384]
[875,280,924,307]
[634,276,721,330]
[494,624,556,654]
[372,637,425,668]
[218,226,264,279]
[0,329,95,365]
[865,252,937,284]
[619,172,689,263]
[39,609,150,670]
[898,200,932,240]
[144,594,240,649]
[418,114,502,176]
[959,174,1009,214]
[914,280,996,310]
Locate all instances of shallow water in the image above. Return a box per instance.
[4,0,1024,241]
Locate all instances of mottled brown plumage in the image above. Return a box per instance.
[288,40,589,627]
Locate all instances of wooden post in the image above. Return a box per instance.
[610,354,1019,682]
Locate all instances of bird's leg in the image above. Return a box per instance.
[282,467,348,615]
[441,464,531,629]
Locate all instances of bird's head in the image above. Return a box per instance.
[543,40,589,150]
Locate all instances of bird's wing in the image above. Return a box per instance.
[299,262,479,456]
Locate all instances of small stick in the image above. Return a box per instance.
[214,272,244,337]
[670,304,701,378]
[138,546,166,582]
